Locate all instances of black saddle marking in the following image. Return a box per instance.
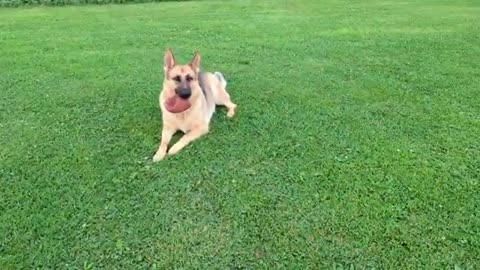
[198,72,209,101]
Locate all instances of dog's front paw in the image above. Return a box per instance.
[227,104,236,118]
[152,150,166,162]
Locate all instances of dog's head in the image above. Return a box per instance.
[162,48,202,101]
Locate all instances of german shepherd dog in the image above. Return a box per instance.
[153,49,237,161]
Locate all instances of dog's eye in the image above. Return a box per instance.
[186,75,193,82]
[172,75,181,82]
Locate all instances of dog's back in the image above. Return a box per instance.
[198,71,230,123]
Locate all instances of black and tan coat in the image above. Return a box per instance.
[153,49,237,161]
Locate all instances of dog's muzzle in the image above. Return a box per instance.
[176,87,191,99]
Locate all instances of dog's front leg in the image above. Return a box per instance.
[167,125,208,156]
[153,126,176,162]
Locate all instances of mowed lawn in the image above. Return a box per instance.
[1,0,479,268]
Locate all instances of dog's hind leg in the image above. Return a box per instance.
[217,87,237,118]
[213,72,236,118]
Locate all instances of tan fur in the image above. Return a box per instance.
[153,49,237,161]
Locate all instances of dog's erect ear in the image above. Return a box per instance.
[189,50,201,73]
[164,48,176,73]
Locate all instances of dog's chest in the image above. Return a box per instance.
[162,93,212,133]
[166,112,199,133]
[177,118,193,133]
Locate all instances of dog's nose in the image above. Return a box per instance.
[176,88,191,99]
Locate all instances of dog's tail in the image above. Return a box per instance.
[214,71,227,88]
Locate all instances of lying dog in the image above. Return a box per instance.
[153,49,237,161]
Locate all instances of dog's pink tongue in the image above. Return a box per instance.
[165,95,191,113]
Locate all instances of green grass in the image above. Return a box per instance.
[0,0,183,8]
[1,0,479,268]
